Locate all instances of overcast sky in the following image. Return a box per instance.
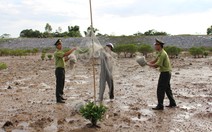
[0,0,212,37]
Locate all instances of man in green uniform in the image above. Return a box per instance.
[147,39,176,110]
[54,39,76,103]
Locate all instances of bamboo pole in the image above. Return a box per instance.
[89,0,96,103]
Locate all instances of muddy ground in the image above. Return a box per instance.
[0,54,211,132]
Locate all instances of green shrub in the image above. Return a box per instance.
[41,53,46,60]
[47,54,53,60]
[0,62,7,70]
[203,51,209,58]
[113,44,137,58]
[189,47,204,58]
[125,44,137,57]
[138,44,153,57]
[113,45,124,57]
[0,49,29,57]
[80,101,107,127]
[209,47,212,52]
[164,46,182,58]
[32,48,39,55]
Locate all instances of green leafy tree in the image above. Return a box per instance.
[144,29,168,36]
[203,51,209,58]
[45,23,52,33]
[125,44,137,57]
[189,47,204,58]
[113,44,137,58]
[84,26,99,37]
[138,44,153,57]
[68,25,82,37]
[207,25,212,35]
[164,46,182,58]
[20,29,42,38]
[113,45,124,58]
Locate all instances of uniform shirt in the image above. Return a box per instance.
[54,49,65,68]
[155,49,172,72]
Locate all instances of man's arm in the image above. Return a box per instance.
[63,47,77,57]
[147,58,159,68]
[147,62,159,68]
[149,59,157,64]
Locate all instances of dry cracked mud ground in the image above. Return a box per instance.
[0,55,211,132]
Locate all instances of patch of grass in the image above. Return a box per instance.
[47,54,53,60]
[0,62,7,70]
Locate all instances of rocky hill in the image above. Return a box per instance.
[0,36,211,49]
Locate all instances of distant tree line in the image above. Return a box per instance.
[5,24,211,38]
[19,23,171,38]
[133,29,168,36]
[20,23,82,38]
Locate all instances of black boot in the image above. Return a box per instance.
[152,105,164,110]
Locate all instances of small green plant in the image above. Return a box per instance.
[41,53,46,60]
[0,62,7,70]
[47,54,53,60]
[80,101,107,128]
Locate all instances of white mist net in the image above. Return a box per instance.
[67,31,118,101]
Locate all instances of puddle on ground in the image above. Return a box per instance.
[65,79,71,83]
[73,80,88,84]
[120,105,130,111]
[74,75,89,78]
[139,109,155,117]
[131,117,148,122]
[43,119,58,132]
[40,83,51,89]
[173,112,193,122]
[181,105,196,110]
[17,122,29,128]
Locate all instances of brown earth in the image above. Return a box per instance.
[0,54,211,132]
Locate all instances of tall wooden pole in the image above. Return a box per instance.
[89,0,96,103]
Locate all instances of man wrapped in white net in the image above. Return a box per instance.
[98,43,115,102]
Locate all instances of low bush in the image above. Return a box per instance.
[138,44,153,57]
[41,53,46,60]
[164,46,182,58]
[203,51,209,58]
[0,62,7,70]
[47,54,53,60]
[113,44,137,58]
[189,47,204,58]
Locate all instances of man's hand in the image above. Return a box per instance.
[147,62,158,68]
[64,47,77,57]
